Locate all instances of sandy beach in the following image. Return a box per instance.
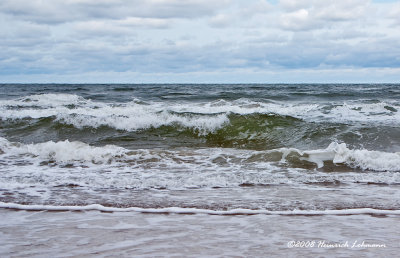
[1,209,399,257]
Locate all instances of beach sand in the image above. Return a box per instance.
[1,209,399,257]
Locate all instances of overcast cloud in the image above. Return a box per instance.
[0,0,399,83]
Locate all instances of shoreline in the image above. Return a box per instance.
[1,209,399,257]
[2,202,400,216]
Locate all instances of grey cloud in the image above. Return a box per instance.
[1,0,399,81]
[209,14,232,28]
[208,0,273,29]
[0,0,229,24]
[68,17,170,40]
[2,32,400,77]
[322,39,400,68]
[387,3,400,26]
[278,0,370,31]
[0,15,50,40]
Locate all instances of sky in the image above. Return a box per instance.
[0,0,400,83]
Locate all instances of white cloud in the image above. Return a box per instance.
[280,9,312,30]
[0,0,399,82]
[387,2,400,26]
[278,0,370,31]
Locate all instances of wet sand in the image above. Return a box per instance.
[1,209,399,257]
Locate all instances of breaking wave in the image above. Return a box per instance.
[1,137,399,172]
[1,94,399,133]
[2,93,400,152]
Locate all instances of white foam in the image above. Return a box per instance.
[1,94,399,133]
[303,149,336,168]
[0,137,127,164]
[0,94,230,134]
[58,109,229,134]
[328,102,400,123]
[314,143,400,171]
[276,142,400,171]
[1,202,399,215]
[0,138,293,190]
[168,98,320,117]
[167,98,400,124]
[331,142,400,171]
[1,137,400,172]
[1,138,400,198]
[0,93,90,108]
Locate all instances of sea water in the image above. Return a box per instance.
[0,84,399,256]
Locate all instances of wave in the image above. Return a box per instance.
[283,142,400,172]
[1,137,399,172]
[1,94,399,134]
[0,94,230,134]
[1,202,400,215]
[2,94,400,153]
[0,93,89,108]
[0,137,126,164]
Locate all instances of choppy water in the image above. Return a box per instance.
[0,84,400,213]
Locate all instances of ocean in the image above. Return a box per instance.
[0,83,399,256]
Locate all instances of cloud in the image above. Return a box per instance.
[0,0,230,24]
[387,2,400,26]
[70,17,171,39]
[278,0,370,31]
[0,0,399,82]
[208,0,273,28]
[280,9,312,31]
[209,14,232,28]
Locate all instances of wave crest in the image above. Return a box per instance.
[0,137,126,164]
[1,94,400,134]
[282,142,400,172]
[1,137,400,172]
